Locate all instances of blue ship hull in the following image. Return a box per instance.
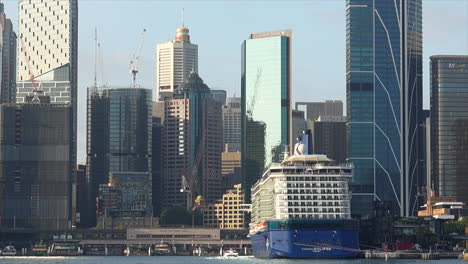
[251,219,359,259]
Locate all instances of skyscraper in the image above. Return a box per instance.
[17,0,78,105]
[156,24,198,101]
[86,87,152,224]
[0,102,73,230]
[312,116,347,164]
[241,30,292,200]
[162,71,223,209]
[295,100,343,122]
[0,3,16,104]
[346,0,423,217]
[430,56,468,207]
[223,97,241,152]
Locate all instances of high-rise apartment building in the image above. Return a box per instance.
[162,71,223,209]
[295,100,343,121]
[203,184,246,230]
[223,97,241,152]
[312,116,347,164]
[221,149,241,189]
[156,25,198,100]
[346,0,423,217]
[430,56,468,207]
[241,30,292,201]
[17,0,78,105]
[0,3,16,103]
[0,101,73,230]
[86,87,152,225]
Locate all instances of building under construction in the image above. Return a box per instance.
[0,100,73,230]
[162,71,223,210]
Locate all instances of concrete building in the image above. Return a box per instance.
[0,101,73,230]
[211,89,227,105]
[152,102,164,216]
[100,172,152,216]
[311,116,347,164]
[162,71,223,209]
[221,148,241,189]
[295,100,343,121]
[86,87,152,226]
[156,24,197,101]
[292,110,306,142]
[0,3,16,103]
[346,0,423,217]
[203,184,246,230]
[241,30,292,201]
[430,56,468,208]
[75,164,87,228]
[223,97,241,152]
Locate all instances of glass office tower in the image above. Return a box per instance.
[86,87,152,226]
[430,56,468,207]
[346,0,423,217]
[241,30,292,201]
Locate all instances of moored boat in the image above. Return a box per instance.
[1,245,16,256]
[31,241,48,256]
[223,249,239,257]
[152,243,171,256]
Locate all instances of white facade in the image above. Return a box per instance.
[251,154,352,224]
[17,0,77,104]
[156,27,197,100]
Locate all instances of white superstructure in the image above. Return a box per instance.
[156,26,197,101]
[251,149,353,224]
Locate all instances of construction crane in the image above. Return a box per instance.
[247,68,262,118]
[19,35,40,103]
[130,29,146,87]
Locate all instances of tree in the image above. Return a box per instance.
[159,206,192,226]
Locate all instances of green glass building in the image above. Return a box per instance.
[241,30,292,201]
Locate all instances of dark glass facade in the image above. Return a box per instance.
[346,0,423,217]
[0,103,73,230]
[86,87,152,225]
[241,30,292,202]
[430,56,468,206]
[0,3,17,104]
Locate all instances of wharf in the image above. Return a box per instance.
[364,250,461,260]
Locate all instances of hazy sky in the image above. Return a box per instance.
[3,0,468,163]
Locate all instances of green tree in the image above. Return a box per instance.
[159,206,192,226]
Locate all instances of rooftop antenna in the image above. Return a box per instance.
[94,27,98,89]
[181,8,185,28]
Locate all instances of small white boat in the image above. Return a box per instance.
[223,249,238,257]
[1,245,16,256]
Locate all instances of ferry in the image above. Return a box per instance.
[31,241,48,256]
[250,142,359,259]
[48,241,81,256]
[152,243,171,256]
[1,245,17,256]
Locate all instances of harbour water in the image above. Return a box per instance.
[0,256,463,264]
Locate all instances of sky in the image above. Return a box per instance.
[2,0,468,163]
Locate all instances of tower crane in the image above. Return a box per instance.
[247,68,262,118]
[130,29,146,87]
[19,36,40,103]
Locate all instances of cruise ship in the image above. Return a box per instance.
[250,142,359,259]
